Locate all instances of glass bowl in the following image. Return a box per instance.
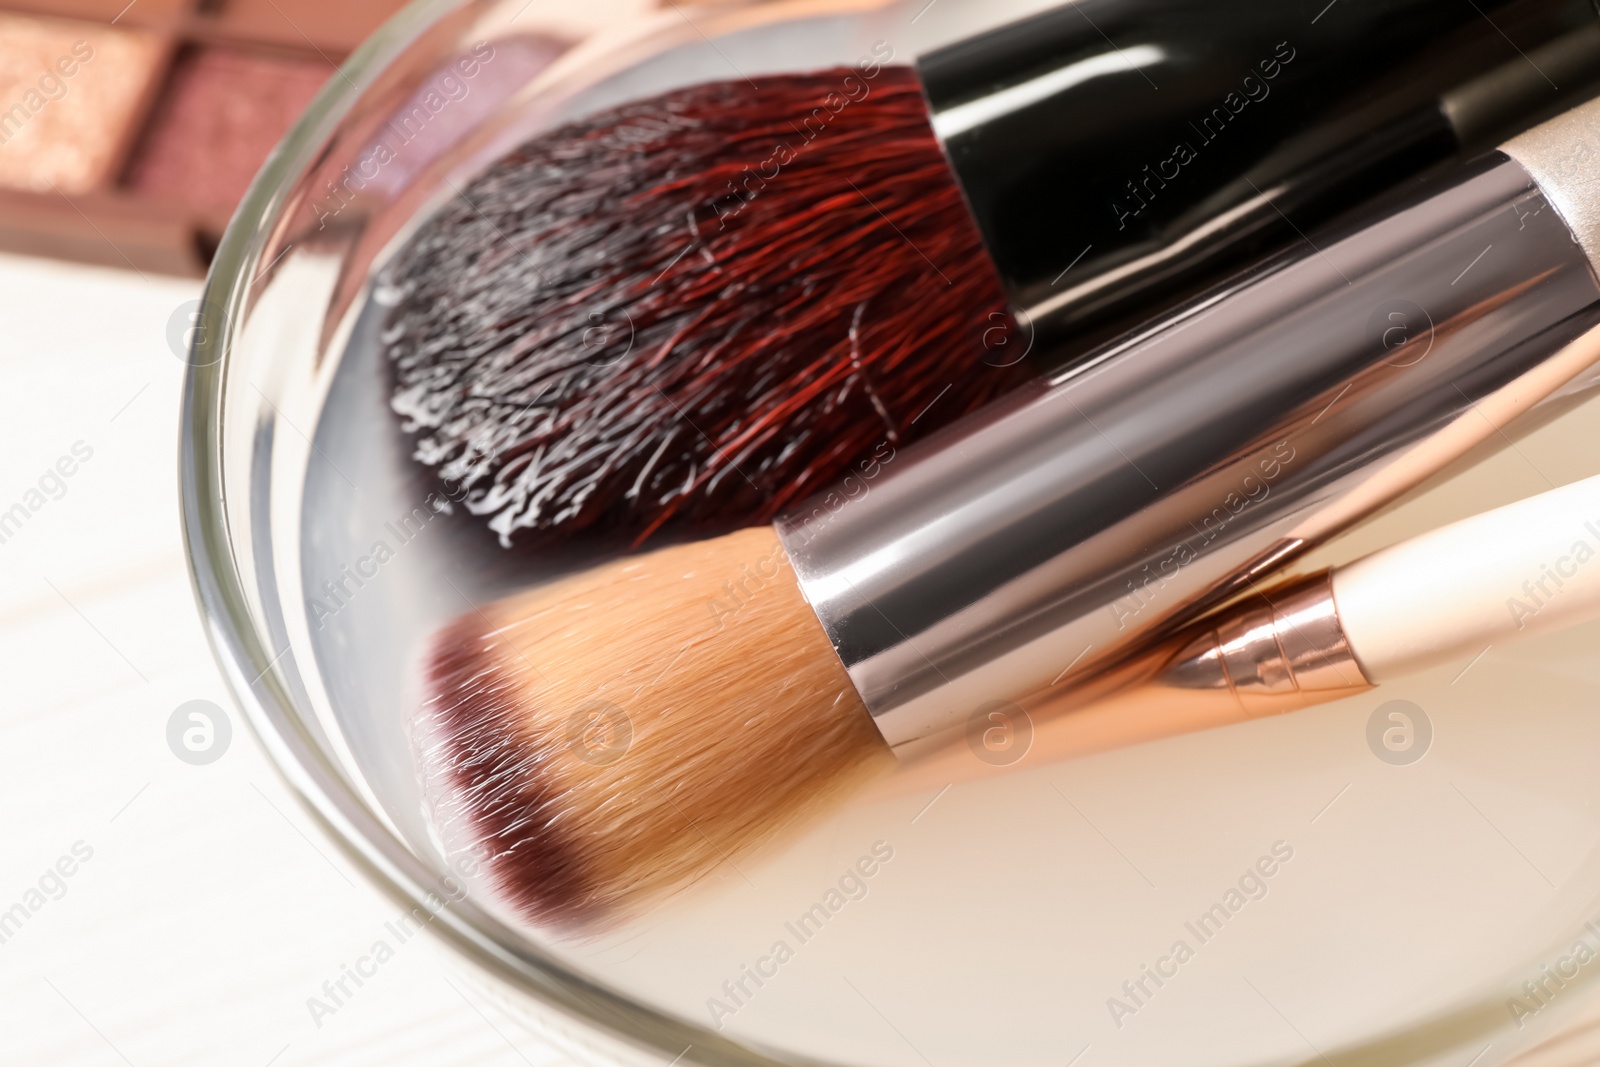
[179,0,1600,1064]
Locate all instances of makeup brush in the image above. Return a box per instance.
[864,468,1600,798]
[414,471,1600,924]
[1144,467,1600,718]
[415,95,1600,926]
[384,0,1600,549]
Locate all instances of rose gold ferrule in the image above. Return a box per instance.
[1159,571,1373,718]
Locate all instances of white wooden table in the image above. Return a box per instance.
[0,251,578,1067]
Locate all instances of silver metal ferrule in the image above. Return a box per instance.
[778,97,1600,755]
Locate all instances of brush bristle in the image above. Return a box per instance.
[414,525,894,927]
[384,66,1028,549]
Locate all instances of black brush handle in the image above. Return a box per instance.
[918,0,1600,368]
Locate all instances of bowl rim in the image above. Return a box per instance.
[176,3,1583,1066]
[176,3,805,1063]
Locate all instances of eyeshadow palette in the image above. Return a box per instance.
[0,0,413,275]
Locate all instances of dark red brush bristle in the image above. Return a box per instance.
[415,615,595,926]
[384,66,1030,548]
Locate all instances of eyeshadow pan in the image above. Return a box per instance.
[0,13,164,194]
[0,0,474,275]
[123,46,332,211]
[2,0,190,21]
[197,0,408,54]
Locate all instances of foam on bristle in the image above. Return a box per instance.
[413,526,894,928]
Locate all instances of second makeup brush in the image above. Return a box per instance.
[1156,470,1600,717]
[878,468,1600,795]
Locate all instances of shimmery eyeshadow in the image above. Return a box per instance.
[123,47,332,210]
[0,14,164,194]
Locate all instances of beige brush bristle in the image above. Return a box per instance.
[414,525,895,929]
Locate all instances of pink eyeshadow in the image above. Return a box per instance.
[124,46,331,210]
[0,13,165,194]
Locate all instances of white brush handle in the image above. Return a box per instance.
[1334,473,1600,682]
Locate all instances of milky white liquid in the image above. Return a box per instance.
[302,292,1600,1067]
